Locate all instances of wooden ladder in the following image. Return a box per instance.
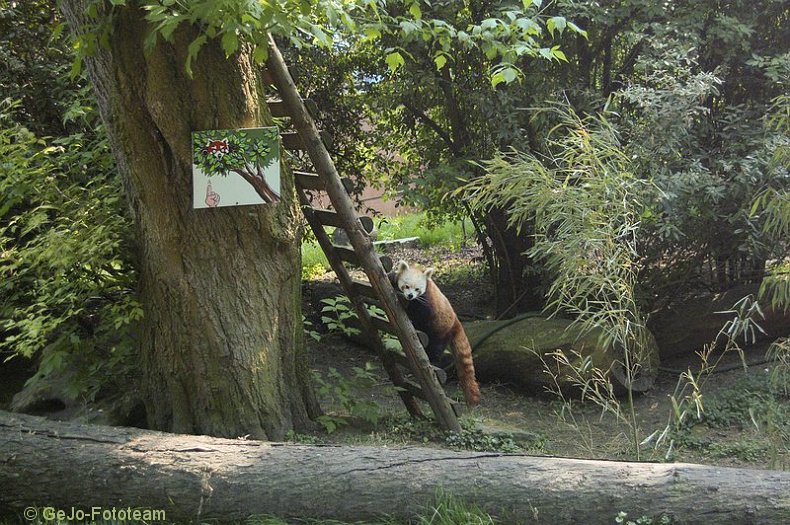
[265,38,461,432]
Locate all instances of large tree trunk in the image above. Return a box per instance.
[58,3,319,439]
[2,412,789,525]
[484,208,543,317]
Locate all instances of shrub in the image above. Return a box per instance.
[0,99,139,400]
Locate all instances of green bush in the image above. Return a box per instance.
[0,99,139,400]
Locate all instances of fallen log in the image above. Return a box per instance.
[1,412,788,524]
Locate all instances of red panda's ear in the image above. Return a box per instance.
[425,268,436,280]
[394,260,409,275]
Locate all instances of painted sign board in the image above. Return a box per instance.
[192,127,281,208]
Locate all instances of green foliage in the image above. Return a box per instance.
[284,430,325,445]
[618,58,788,299]
[386,416,535,454]
[752,94,790,311]
[374,2,582,81]
[700,374,788,431]
[0,1,80,135]
[385,416,447,445]
[0,98,138,399]
[75,0,570,85]
[320,295,362,338]
[642,294,779,458]
[245,516,400,525]
[307,0,790,319]
[443,428,520,453]
[302,316,321,343]
[312,363,383,433]
[86,0,372,76]
[301,241,330,279]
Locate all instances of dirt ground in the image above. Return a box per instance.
[302,245,790,471]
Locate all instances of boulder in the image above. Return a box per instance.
[465,317,659,394]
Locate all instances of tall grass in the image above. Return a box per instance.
[462,106,657,458]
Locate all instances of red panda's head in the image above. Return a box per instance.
[394,260,435,300]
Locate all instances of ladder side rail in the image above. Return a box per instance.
[267,37,460,431]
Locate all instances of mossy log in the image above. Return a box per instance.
[465,317,660,393]
[2,411,788,524]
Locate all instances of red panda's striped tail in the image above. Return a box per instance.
[449,320,480,406]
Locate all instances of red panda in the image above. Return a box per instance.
[390,260,481,406]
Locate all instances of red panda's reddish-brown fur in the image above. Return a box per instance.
[392,261,481,406]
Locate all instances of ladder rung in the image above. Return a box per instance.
[400,380,427,401]
[281,131,307,150]
[282,130,333,151]
[295,171,355,194]
[351,279,377,299]
[384,349,412,370]
[311,208,344,228]
[268,98,317,119]
[312,210,374,234]
[332,246,391,271]
[267,99,289,118]
[369,313,397,336]
[311,209,374,233]
[295,171,325,190]
[333,245,360,265]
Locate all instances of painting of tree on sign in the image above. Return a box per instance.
[192,127,281,208]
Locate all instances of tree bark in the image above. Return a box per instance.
[484,207,543,317]
[58,2,319,439]
[2,412,789,525]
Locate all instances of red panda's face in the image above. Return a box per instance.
[394,260,432,300]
